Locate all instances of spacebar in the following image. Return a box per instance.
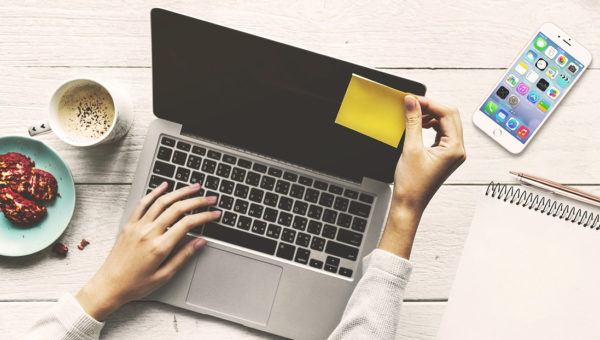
[202,222,277,256]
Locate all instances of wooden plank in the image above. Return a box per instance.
[1,66,599,184]
[0,1,598,68]
[0,300,444,339]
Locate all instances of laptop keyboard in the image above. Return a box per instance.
[146,135,375,279]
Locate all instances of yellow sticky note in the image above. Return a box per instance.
[335,74,407,147]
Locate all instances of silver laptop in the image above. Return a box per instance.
[120,8,426,339]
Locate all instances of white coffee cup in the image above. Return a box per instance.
[29,78,134,147]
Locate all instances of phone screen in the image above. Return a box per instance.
[479,32,585,143]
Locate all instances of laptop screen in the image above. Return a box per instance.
[151,9,426,183]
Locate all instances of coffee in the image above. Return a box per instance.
[57,84,115,143]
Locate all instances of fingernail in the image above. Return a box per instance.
[194,238,206,249]
[206,196,218,203]
[405,96,417,111]
[159,181,168,189]
[189,183,200,189]
[211,210,222,217]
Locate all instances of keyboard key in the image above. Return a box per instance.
[234,184,249,199]
[153,161,175,177]
[192,145,206,156]
[344,189,359,199]
[307,220,322,235]
[175,167,191,182]
[293,201,308,215]
[323,209,338,224]
[283,172,297,182]
[237,216,252,230]
[299,176,313,186]
[248,203,264,218]
[292,216,307,231]
[206,191,219,202]
[260,176,275,190]
[207,150,221,160]
[295,232,311,247]
[310,237,325,251]
[157,146,173,161]
[309,259,323,269]
[245,171,261,186]
[266,224,281,239]
[276,243,295,260]
[223,154,236,164]
[325,241,358,261]
[231,167,246,182]
[268,167,283,177]
[322,224,337,239]
[351,217,367,232]
[307,205,323,219]
[252,163,267,173]
[205,176,220,190]
[185,155,201,170]
[281,229,296,243]
[333,197,349,212]
[314,180,328,190]
[339,267,353,277]
[172,151,187,165]
[337,213,352,228]
[190,171,205,185]
[319,193,334,207]
[202,222,276,255]
[149,175,174,192]
[278,212,293,227]
[275,180,290,195]
[222,211,237,226]
[324,264,337,273]
[218,195,234,210]
[295,248,310,264]
[252,220,267,235]
[176,141,191,151]
[201,159,216,174]
[219,180,235,194]
[264,193,278,207]
[161,136,175,147]
[233,199,249,214]
[304,188,319,203]
[249,188,264,203]
[337,229,363,246]
[289,184,305,199]
[263,208,278,222]
[237,158,252,169]
[326,256,340,267]
[216,163,232,178]
[349,201,371,218]
[278,197,293,211]
[359,193,374,204]
[329,185,343,195]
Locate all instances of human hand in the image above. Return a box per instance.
[379,96,466,259]
[75,182,220,320]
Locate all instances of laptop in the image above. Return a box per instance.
[121,8,426,339]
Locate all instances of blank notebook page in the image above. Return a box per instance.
[438,186,600,340]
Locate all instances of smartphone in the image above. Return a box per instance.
[473,23,592,154]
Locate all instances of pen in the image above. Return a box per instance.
[509,171,600,209]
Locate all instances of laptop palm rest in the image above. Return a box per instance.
[186,246,282,325]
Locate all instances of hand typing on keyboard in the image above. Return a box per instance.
[378,96,466,260]
[74,182,220,321]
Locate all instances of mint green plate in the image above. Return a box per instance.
[0,136,75,257]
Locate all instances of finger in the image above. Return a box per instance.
[154,238,207,284]
[153,195,218,232]
[142,183,202,222]
[162,210,221,250]
[128,181,168,223]
[417,96,455,118]
[403,95,424,152]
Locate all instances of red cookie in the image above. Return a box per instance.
[0,152,34,193]
[0,187,47,224]
[27,168,59,201]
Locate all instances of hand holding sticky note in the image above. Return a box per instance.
[335,74,408,147]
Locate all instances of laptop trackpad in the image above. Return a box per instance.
[185,246,282,325]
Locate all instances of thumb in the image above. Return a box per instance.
[403,95,423,151]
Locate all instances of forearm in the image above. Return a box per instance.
[378,200,423,259]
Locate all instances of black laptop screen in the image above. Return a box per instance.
[151,9,426,183]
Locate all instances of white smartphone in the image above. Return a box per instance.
[473,23,592,154]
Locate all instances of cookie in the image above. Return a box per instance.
[27,168,59,201]
[0,187,47,224]
[0,152,34,193]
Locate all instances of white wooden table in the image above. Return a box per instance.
[1,1,599,338]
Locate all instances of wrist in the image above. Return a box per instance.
[377,200,424,259]
[75,277,124,321]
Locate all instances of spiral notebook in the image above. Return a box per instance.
[438,183,600,340]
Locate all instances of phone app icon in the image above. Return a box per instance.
[545,66,558,79]
[536,78,549,91]
[525,50,538,63]
[544,46,557,58]
[496,109,508,122]
[484,100,498,114]
[506,74,518,87]
[556,54,568,67]
[506,117,520,130]
[535,58,548,71]
[534,37,547,51]
[517,126,530,138]
[567,63,579,75]
[515,61,528,75]
[537,100,550,112]
[525,70,539,83]
[547,87,560,100]
[496,86,509,99]
[557,74,570,88]
[527,90,540,103]
[508,95,520,107]
[516,82,529,95]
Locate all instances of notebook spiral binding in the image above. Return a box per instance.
[485,182,600,230]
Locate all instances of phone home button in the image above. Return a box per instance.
[493,128,502,137]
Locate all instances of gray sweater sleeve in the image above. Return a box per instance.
[328,249,413,340]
